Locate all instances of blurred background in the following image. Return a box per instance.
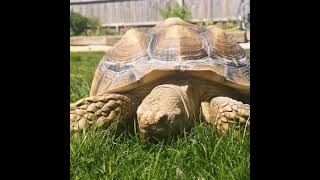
[70,0,250,51]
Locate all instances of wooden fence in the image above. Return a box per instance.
[70,0,250,27]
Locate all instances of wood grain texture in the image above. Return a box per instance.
[70,0,248,26]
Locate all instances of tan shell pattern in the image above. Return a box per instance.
[90,17,250,96]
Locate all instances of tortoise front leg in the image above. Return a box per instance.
[201,97,250,133]
[70,94,133,134]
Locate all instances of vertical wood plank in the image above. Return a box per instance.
[70,0,245,25]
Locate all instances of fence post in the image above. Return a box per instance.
[115,26,119,33]
[177,0,184,6]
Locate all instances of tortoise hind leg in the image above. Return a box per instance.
[70,94,132,134]
[201,97,250,133]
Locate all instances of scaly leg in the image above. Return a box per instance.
[201,97,250,133]
[70,94,132,134]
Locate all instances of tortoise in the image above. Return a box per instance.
[70,17,250,139]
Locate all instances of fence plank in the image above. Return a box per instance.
[70,0,250,26]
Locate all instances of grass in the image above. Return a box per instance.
[245,49,250,56]
[70,51,250,179]
[70,52,105,102]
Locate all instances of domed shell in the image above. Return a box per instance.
[90,18,250,96]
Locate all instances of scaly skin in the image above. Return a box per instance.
[70,78,250,138]
[136,80,250,139]
[201,97,250,133]
[70,94,134,134]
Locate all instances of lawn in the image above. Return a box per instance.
[70,51,250,179]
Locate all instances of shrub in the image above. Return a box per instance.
[70,11,88,36]
[70,11,101,36]
[93,27,117,36]
[86,16,100,33]
[213,21,240,30]
[160,3,192,21]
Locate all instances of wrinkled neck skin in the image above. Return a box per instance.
[115,75,249,120]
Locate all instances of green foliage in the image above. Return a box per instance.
[160,3,192,21]
[214,21,240,30]
[96,27,117,36]
[86,17,100,33]
[70,11,88,36]
[70,11,101,36]
[70,52,104,102]
[198,20,242,31]
[246,21,250,30]
[71,124,250,179]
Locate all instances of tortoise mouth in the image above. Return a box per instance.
[140,127,169,134]
[139,124,173,139]
[139,116,190,140]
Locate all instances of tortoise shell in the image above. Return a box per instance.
[90,17,250,96]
